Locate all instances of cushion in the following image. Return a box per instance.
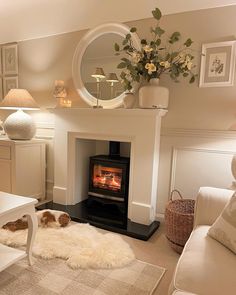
[173,225,236,295]
[208,193,236,254]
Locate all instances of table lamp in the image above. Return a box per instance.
[106,73,119,99]
[91,67,105,108]
[0,89,39,140]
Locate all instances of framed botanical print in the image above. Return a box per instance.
[2,43,18,75]
[199,41,236,87]
[3,76,18,97]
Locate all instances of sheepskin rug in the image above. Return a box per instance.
[0,223,135,269]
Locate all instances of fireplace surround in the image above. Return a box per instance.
[51,108,167,238]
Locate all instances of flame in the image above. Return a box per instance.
[93,165,122,191]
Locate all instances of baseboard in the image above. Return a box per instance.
[156,213,164,220]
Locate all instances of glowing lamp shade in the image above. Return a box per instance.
[91,67,106,79]
[106,73,119,83]
[0,89,39,140]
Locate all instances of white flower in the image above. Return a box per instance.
[123,69,132,82]
[160,61,171,69]
[145,63,156,75]
[131,52,141,64]
[173,53,185,64]
[143,45,153,53]
[187,61,193,70]
[181,55,192,69]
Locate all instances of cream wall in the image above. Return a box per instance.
[1,0,235,44]
[14,5,236,131]
[1,5,236,206]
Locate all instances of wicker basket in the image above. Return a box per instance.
[165,190,195,254]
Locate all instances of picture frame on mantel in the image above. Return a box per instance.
[3,76,18,97]
[2,43,18,76]
[199,41,236,87]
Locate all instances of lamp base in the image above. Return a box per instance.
[3,109,36,140]
[93,105,103,109]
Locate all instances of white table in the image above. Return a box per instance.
[0,192,38,271]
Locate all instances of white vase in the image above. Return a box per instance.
[139,78,169,109]
[123,93,136,109]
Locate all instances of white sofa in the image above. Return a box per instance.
[169,187,236,295]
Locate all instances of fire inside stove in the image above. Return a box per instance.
[92,164,122,192]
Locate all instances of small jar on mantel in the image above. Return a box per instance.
[139,78,169,109]
[123,92,136,109]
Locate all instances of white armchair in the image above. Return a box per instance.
[169,187,236,295]
[194,186,233,227]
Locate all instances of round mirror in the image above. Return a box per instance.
[72,23,141,108]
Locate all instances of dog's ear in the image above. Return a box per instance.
[41,211,56,225]
[58,213,71,227]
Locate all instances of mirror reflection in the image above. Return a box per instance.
[81,33,125,100]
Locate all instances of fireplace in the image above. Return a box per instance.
[87,142,130,227]
[52,108,167,239]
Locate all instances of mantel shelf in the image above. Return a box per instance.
[48,107,168,118]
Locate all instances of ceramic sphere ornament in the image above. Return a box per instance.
[0,89,39,140]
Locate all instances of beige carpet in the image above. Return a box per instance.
[0,257,165,295]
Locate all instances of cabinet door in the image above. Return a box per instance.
[14,144,45,199]
[0,160,11,193]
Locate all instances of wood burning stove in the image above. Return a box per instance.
[87,142,130,227]
[88,155,130,201]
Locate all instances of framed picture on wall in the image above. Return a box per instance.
[3,76,18,97]
[2,43,18,75]
[199,41,236,87]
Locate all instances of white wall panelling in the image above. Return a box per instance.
[35,121,55,200]
[170,147,235,197]
[157,128,236,215]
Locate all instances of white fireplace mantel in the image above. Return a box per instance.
[53,108,167,225]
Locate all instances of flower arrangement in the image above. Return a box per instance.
[114,7,197,91]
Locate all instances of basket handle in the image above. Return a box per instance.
[170,189,183,201]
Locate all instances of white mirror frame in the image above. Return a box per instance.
[72,23,141,109]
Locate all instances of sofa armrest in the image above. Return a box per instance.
[194,187,234,227]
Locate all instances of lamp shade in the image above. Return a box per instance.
[106,73,119,83]
[0,89,39,110]
[91,67,106,79]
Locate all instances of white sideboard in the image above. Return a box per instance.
[0,138,46,200]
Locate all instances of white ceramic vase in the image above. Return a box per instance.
[123,93,136,109]
[3,109,36,140]
[139,78,169,109]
